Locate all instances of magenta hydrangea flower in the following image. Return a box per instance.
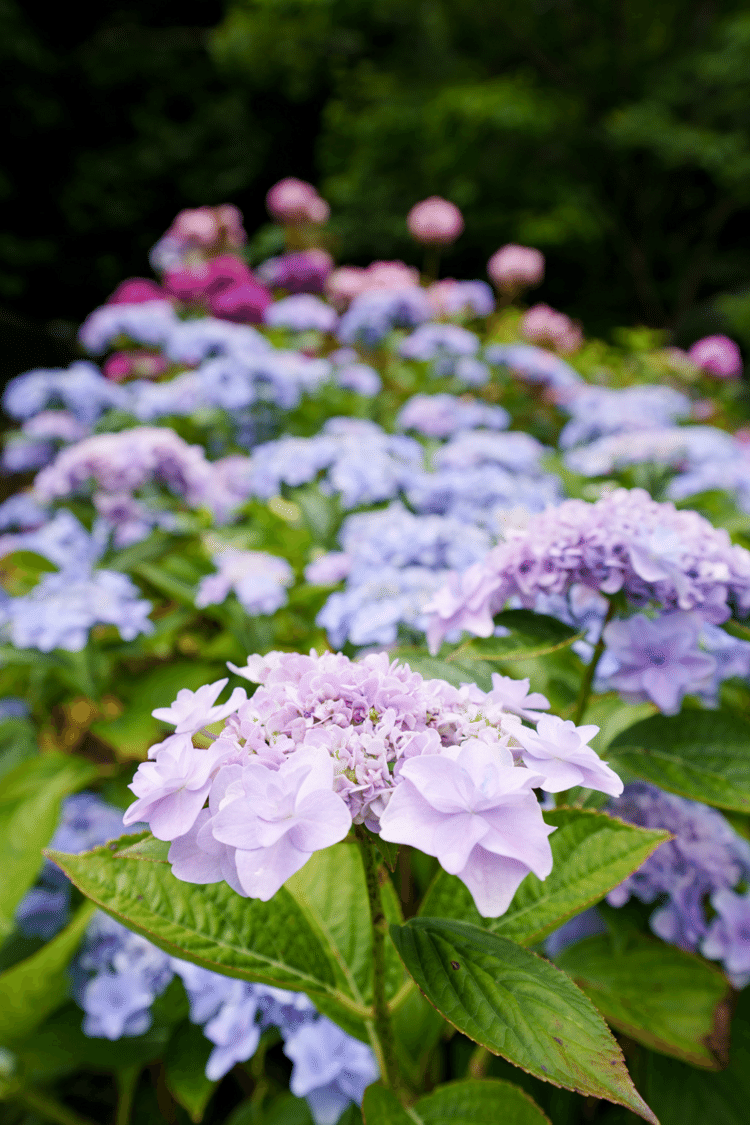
[379,738,554,916]
[602,612,716,714]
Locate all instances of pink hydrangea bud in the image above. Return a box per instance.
[325,266,368,309]
[688,335,743,379]
[363,260,421,290]
[487,244,545,292]
[691,399,716,421]
[407,197,464,245]
[214,204,246,247]
[102,353,133,382]
[520,303,582,354]
[107,278,166,305]
[266,178,329,225]
[171,207,221,246]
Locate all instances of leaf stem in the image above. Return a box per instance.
[356,828,403,1096]
[115,1066,140,1125]
[572,600,616,726]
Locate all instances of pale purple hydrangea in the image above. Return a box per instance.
[163,317,271,365]
[397,393,510,437]
[606,782,750,960]
[0,510,102,571]
[399,323,480,365]
[195,549,294,615]
[565,424,737,478]
[601,612,717,714]
[78,300,178,354]
[512,715,623,796]
[32,427,236,521]
[427,279,494,319]
[264,295,338,333]
[337,288,432,348]
[426,489,750,652]
[485,343,583,390]
[379,738,554,917]
[329,351,382,396]
[126,650,618,916]
[0,493,48,531]
[3,362,128,426]
[558,385,692,450]
[284,1017,380,1125]
[1,568,154,652]
[702,890,750,986]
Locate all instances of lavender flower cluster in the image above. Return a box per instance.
[123,651,622,917]
[426,488,750,651]
[607,783,750,987]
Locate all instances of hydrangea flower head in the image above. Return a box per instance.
[688,335,742,379]
[407,197,464,245]
[487,244,545,292]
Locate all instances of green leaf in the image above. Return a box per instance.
[0,902,95,1046]
[0,550,58,596]
[390,917,657,1123]
[390,651,493,693]
[414,1078,551,1125]
[165,1020,217,1122]
[285,842,405,1037]
[0,717,37,782]
[361,1085,412,1125]
[449,610,583,663]
[114,832,170,862]
[633,991,750,1125]
[371,836,400,872]
[419,809,669,946]
[609,710,750,812]
[554,931,731,1069]
[45,836,369,1027]
[134,561,198,606]
[0,752,99,937]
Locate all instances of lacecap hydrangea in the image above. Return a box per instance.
[124,651,622,917]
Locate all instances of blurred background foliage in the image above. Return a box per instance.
[4,0,750,380]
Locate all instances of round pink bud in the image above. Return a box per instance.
[406,196,464,245]
[214,204,246,247]
[487,244,545,292]
[171,207,221,246]
[688,335,743,379]
[520,303,582,354]
[363,260,421,290]
[266,178,328,225]
[102,353,133,382]
[107,278,165,304]
[325,266,368,309]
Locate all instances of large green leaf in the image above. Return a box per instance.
[0,752,99,937]
[609,710,750,811]
[46,834,371,1028]
[390,918,657,1123]
[555,931,731,1068]
[0,902,95,1046]
[419,808,669,946]
[449,611,583,663]
[414,1078,551,1125]
[285,843,405,1010]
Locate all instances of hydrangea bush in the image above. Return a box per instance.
[2,184,750,1125]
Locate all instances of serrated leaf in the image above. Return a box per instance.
[449,610,583,663]
[390,917,657,1123]
[0,752,99,937]
[414,1078,551,1124]
[609,710,750,812]
[555,931,731,1069]
[419,809,669,946]
[165,1020,217,1122]
[0,902,95,1046]
[45,837,369,1029]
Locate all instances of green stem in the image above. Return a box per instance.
[356,828,403,1095]
[467,1044,491,1079]
[572,600,616,726]
[115,1066,140,1125]
[13,1088,98,1125]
